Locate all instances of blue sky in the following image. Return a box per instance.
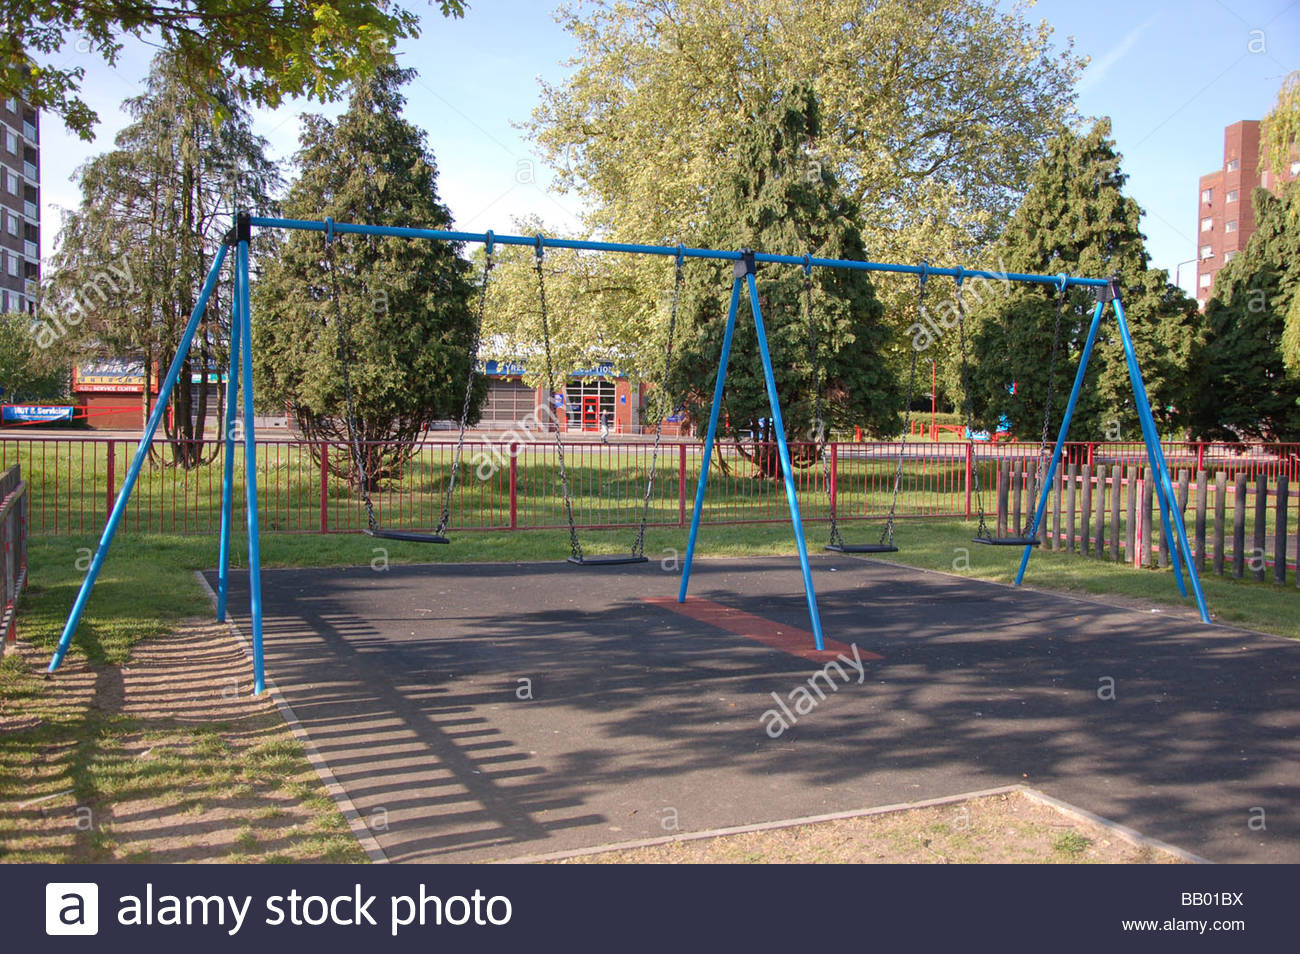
[35,0,1300,295]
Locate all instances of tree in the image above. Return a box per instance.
[0,314,67,404]
[962,119,1200,443]
[2,1,466,140]
[530,0,1082,278]
[1262,73,1300,372]
[663,85,899,475]
[44,50,280,467]
[1188,184,1300,444]
[253,66,479,490]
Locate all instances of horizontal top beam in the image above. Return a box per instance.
[245,215,1111,289]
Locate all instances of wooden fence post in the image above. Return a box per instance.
[1109,464,1121,561]
[1125,466,1137,564]
[1012,462,1023,536]
[1253,474,1268,582]
[1094,464,1106,558]
[1213,472,1226,576]
[996,464,1009,537]
[1142,474,1155,568]
[1080,464,1092,556]
[1051,462,1063,551]
[1274,474,1288,586]
[1232,473,1247,579]
[1066,462,1077,553]
[1194,470,1208,572]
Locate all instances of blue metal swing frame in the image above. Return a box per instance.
[46,213,1210,693]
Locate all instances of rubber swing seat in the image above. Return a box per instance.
[972,536,1041,547]
[825,543,899,554]
[567,554,650,567]
[364,529,450,544]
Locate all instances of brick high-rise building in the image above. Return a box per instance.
[0,96,38,318]
[1195,119,1297,308]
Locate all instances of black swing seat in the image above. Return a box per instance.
[973,536,1041,547]
[364,528,450,544]
[825,543,899,554]
[567,554,650,567]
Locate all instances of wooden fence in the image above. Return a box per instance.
[1,463,29,644]
[993,459,1297,584]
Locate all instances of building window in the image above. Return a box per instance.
[1200,217,1213,232]
[3,98,15,112]
[1225,220,1237,233]
[1201,188,1213,203]
[1200,245,1213,259]
[4,170,16,194]
[1225,250,1238,262]
[6,252,17,277]
[1226,189,1238,203]
[4,129,15,153]
[564,378,616,431]
[5,212,15,236]
[1199,273,1212,289]
[1226,159,1239,172]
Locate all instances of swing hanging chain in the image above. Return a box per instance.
[435,250,494,537]
[1022,279,1070,537]
[534,242,585,562]
[631,248,684,559]
[803,259,845,549]
[954,271,992,541]
[879,266,929,547]
[325,231,380,533]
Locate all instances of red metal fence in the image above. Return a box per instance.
[1,434,1297,538]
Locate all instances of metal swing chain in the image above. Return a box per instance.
[803,260,845,549]
[631,249,684,559]
[1022,281,1070,537]
[879,267,930,548]
[435,249,494,537]
[533,242,585,562]
[325,230,380,533]
[954,273,992,541]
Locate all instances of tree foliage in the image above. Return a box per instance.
[0,314,67,403]
[45,50,280,466]
[1,0,466,140]
[253,67,478,489]
[963,119,1200,441]
[1188,184,1300,443]
[530,0,1081,268]
[1262,71,1299,190]
[662,85,899,473]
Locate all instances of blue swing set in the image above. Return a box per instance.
[46,212,1211,694]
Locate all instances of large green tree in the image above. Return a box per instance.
[530,0,1081,274]
[962,119,1200,442]
[1187,184,1300,443]
[2,1,466,140]
[1263,73,1300,373]
[663,85,899,474]
[253,66,479,489]
[45,50,280,466]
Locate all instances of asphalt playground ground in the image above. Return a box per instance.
[207,555,1300,863]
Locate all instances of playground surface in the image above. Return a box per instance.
[208,555,1300,863]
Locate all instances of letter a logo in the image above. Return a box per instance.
[46,883,99,935]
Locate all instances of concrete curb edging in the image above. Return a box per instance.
[194,571,388,864]
[500,784,1211,865]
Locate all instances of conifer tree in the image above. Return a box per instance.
[1188,184,1300,443]
[253,67,479,488]
[664,85,900,474]
[964,119,1199,441]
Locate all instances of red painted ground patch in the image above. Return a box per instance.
[643,596,883,663]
